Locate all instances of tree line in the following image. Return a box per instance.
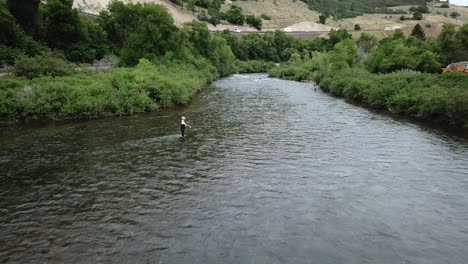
[1,0,467,125]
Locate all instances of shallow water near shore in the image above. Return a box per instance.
[1,74,468,263]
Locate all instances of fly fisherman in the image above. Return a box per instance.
[180,116,191,138]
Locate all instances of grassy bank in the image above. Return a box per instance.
[0,59,218,121]
[319,69,468,127]
[0,58,275,121]
[269,59,468,128]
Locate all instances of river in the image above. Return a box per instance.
[1,74,468,263]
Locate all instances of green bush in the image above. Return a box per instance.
[246,15,262,30]
[260,14,271,20]
[225,5,245,25]
[13,55,74,79]
[0,59,215,120]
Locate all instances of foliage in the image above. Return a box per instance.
[0,59,215,120]
[354,24,361,31]
[246,15,262,30]
[6,0,40,35]
[412,11,423,20]
[43,0,106,62]
[450,12,460,19]
[318,15,326,24]
[365,30,442,73]
[411,23,426,40]
[0,0,45,65]
[118,4,177,66]
[328,29,353,46]
[13,55,74,79]
[225,5,245,25]
[236,60,275,73]
[437,24,468,65]
[409,5,429,14]
[218,30,305,62]
[269,60,468,127]
[440,3,449,8]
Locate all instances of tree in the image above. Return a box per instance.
[354,24,361,31]
[42,0,108,62]
[412,12,423,20]
[225,5,245,25]
[246,15,262,30]
[208,35,236,76]
[329,39,358,70]
[6,0,40,34]
[417,51,441,73]
[0,0,44,64]
[411,23,426,41]
[319,14,326,24]
[450,12,460,19]
[43,0,83,51]
[119,4,177,65]
[328,29,352,46]
[438,23,459,64]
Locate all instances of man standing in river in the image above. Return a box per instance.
[180,116,191,138]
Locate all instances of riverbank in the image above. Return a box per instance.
[270,66,468,128]
[0,59,216,121]
[0,59,274,122]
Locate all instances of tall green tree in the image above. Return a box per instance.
[225,5,245,25]
[246,15,262,30]
[0,0,44,64]
[118,4,177,65]
[411,23,426,41]
[41,0,108,62]
[6,0,40,34]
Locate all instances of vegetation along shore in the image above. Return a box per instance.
[1,0,467,128]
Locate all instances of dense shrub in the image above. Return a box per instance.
[246,15,262,30]
[412,11,423,20]
[0,59,215,120]
[236,60,275,73]
[225,5,245,25]
[13,55,74,79]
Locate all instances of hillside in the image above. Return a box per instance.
[327,3,468,38]
[73,0,197,25]
[73,0,467,37]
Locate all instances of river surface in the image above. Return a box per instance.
[1,74,468,264]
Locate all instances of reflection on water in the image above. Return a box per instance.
[1,74,468,263]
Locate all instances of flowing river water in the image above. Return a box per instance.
[1,74,468,263]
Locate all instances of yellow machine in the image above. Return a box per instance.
[442,61,468,73]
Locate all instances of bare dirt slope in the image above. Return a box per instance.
[222,0,321,29]
[332,4,468,39]
[73,0,467,36]
[73,0,197,26]
[284,21,334,31]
